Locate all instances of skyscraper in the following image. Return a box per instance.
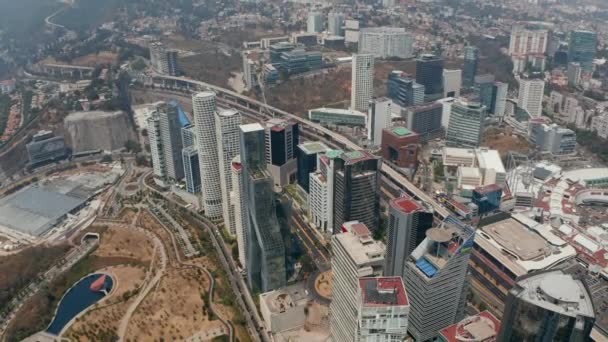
[416,54,444,100]
[567,62,582,87]
[327,12,345,36]
[307,12,323,33]
[491,82,508,117]
[463,45,479,87]
[367,97,392,146]
[443,69,462,98]
[497,270,595,342]
[385,197,434,278]
[240,123,286,292]
[231,155,247,269]
[351,54,375,112]
[568,30,597,73]
[192,91,223,219]
[216,109,242,236]
[182,147,201,194]
[359,28,414,59]
[517,77,545,118]
[296,141,329,193]
[474,74,495,111]
[388,70,424,107]
[147,102,184,181]
[330,221,385,342]
[357,277,410,341]
[264,118,299,191]
[403,217,476,341]
[332,150,381,233]
[446,100,486,148]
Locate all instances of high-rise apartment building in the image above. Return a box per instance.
[388,70,424,107]
[307,12,323,33]
[296,141,329,193]
[357,277,410,341]
[330,221,385,342]
[231,156,247,269]
[517,77,545,118]
[591,113,608,139]
[351,54,375,112]
[181,124,196,148]
[359,28,414,59]
[385,197,434,278]
[508,24,549,73]
[242,51,257,90]
[446,100,486,148]
[216,109,242,236]
[149,42,179,76]
[463,45,479,87]
[416,54,444,100]
[240,123,286,292]
[443,69,461,98]
[327,12,345,36]
[192,91,223,219]
[147,102,184,181]
[498,270,595,341]
[264,118,299,191]
[367,97,392,146]
[404,102,443,141]
[568,30,597,73]
[403,217,476,341]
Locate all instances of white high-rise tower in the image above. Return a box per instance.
[215,108,242,236]
[351,54,375,112]
[231,155,247,269]
[518,78,545,118]
[192,91,223,219]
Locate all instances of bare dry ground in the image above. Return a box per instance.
[483,127,530,157]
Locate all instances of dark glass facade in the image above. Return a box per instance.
[416,54,444,98]
[463,46,479,88]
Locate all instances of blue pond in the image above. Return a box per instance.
[46,273,113,335]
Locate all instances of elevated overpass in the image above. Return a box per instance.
[151,75,450,219]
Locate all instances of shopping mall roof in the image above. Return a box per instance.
[0,185,86,237]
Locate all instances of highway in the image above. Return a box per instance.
[150,75,451,219]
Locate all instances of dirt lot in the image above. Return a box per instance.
[72,52,118,67]
[94,225,154,265]
[483,127,530,157]
[125,267,226,341]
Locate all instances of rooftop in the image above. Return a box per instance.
[359,277,409,307]
[309,107,367,116]
[474,184,502,195]
[515,270,594,318]
[298,141,330,155]
[341,150,377,165]
[475,215,576,276]
[391,197,425,214]
[335,221,385,267]
[240,123,264,133]
[391,127,413,137]
[439,311,501,342]
[475,149,506,173]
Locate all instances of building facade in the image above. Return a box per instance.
[26,131,67,166]
[149,42,178,76]
[351,54,375,112]
[388,70,424,107]
[385,197,434,278]
[517,78,545,118]
[357,277,410,341]
[359,27,414,59]
[296,141,329,193]
[568,30,597,73]
[307,12,323,33]
[446,100,486,148]
[463,45,479,87]
[416,54,444,100]
[147,102,184,181]
[404,102,443,141]
[498,270,595,342]
[381,127,420,169]
[264,118,299,191]
[403,217,475,341]
[367,97,392,146]
[443,69,462,98]
[240,123,286,292]
[231,156,247,269]
[182,147,201,193]
[216,109,242,236]
[330,221,385,342]
[328,12,345,36]
[192,91,223,219]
